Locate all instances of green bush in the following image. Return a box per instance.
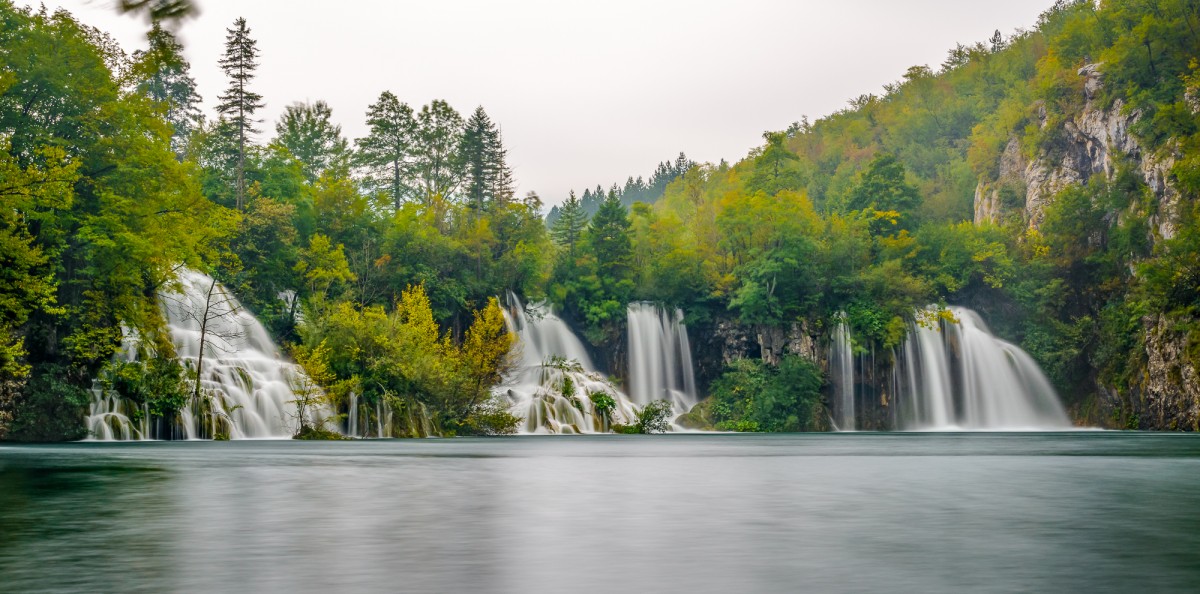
[103,358,190,422]
[456,395,521,436]
[709,356,824,432]
[8,365,89,442]
[610,399,673,434]
[635,400,673,434]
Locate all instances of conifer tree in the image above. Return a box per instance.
[461,107,516,212]
[488,126,516,209]
[550,191,588,256]
[354,91,416,210]
[216,17,263,211]
[131,23,201,159]
[461,107,496,212]
[587,190,633,279]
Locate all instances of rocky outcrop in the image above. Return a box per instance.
[756,322,818,366]
[973,62,1198,430]
[974,138,1027,224]
[974,63,1181,235]
[713,319,754,365]
[1139,315,1200,430]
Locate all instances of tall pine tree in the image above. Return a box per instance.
[131,23,201,160]
[216,17,263,211]
[550,191,588,256]
[354,91,416,210]
[461,106,515,212]
[587,190,633,285]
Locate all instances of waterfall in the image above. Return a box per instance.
[84,269,329,440]
[626,302,698,413]
[896,306,1070,430]
[496,293,638,434]
[829,318,856,430]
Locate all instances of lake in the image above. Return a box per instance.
[1,433,1198,593]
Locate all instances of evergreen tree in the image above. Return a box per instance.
[550,191,588,256]
[488,126,516,209]
[216,17,263,211]
[847,153,921,221]
[273,100,349,183]
[461,106,502,212]
[587,190,633,281]
[131,23,201,159]
[354,91,416,211]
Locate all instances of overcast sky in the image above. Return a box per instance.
[22,0,1054,207]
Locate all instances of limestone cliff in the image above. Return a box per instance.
[975,63,1197,430]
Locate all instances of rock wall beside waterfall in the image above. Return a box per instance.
[972,62,1200,430]
[1138,315,1200,431]
[973,63,1182,234]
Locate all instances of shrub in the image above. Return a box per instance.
[709,355,824,432]
[8,365,89,442]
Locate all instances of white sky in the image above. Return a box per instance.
[20,0,1055,207]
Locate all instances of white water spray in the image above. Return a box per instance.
[627,302,698,413]
[85,269,328,440]
[896,306,1070,430]
[829,318,856,430]
[495,294,638,433]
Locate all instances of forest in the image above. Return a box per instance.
[1,0,1199,440]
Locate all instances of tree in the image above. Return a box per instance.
[355,91,417,210]
[450,297,516,430]
[587,190,634,282]
[550,191,588,255]
[289,340,339,438]
[216,17,263,211]
[847,154,921,227]
[294,233,356,303]
[746,132,804,195]
[0,4,225,441]
[273,100,349,183]
[412,100,464,203]
[131,23,201,159]
[117,0,196,23]
[460,106,514,212]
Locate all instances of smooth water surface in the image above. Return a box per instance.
[2,433,1198,593]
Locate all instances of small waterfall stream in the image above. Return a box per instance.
[627,302,698,413]
[496,296,702,433]
[496,294,638,433]
[829,318,856,430]
[85,269,328,440]
[895,306,1070,430]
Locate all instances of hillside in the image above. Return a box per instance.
[1,0,1199,439]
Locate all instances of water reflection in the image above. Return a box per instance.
[1,434,1199,593]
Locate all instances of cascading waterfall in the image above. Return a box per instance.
[84,269,329,440]
[626,302,698,413]
[86,328,150,440]
[829,318,856,430]
[347,391,358,439]
[895,306,1070,430]
[496,294,638,433]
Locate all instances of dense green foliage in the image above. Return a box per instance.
[3,0,1200,438]
[557,0,1200,426]
[696,356,825,432]
[0,3,540,439]
[613,399,673,434]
